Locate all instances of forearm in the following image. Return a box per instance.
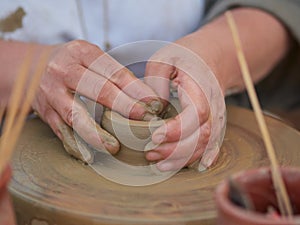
[0,40,49,107]
[187,7,290,94]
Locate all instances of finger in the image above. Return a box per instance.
[155,147,205,171]
[146,121,210,161]
[144,61,175,104]
[67,41,162,113]
[146,121,211,171]
[73,96,120,154]
[62,64,158,120]
[43,107,94,163]
[152,70,210,144]
[184,121,211,166]
[48,90,120,154]
[58,123,95,164]
[198,144,221,171]
[81,97,104,123]
[146,127,200,167]
[100,65,162,112]
[117,74,163,114]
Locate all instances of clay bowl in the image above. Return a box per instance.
[101,98,180,166]
[0,165,16,225]
[215,167,300,225]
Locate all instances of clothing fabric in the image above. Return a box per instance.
[1,0,299,113]
[0,0,205,49]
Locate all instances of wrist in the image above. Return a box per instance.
[176,23,237,96]
[187,16,243,96]
[0,40,54,108]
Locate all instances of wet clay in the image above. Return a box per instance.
[0,7,25,33]
[101,98,180,165]
[9,106,300,225]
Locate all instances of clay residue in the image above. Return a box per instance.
[0,7,26,33]
[31,218,49,225]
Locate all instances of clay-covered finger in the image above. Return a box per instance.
[151,70,210,144]
[58,123,94,163]
[63,65,158,120]
[65,43,163,113]
[144,61,174,105]
[48,91,120,154]
[146,126,201,160]
[146,121,211,171]
[42,107,94,163]
[198,144,221,171]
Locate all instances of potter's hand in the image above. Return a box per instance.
[32,40,162,163]
[144,36,226,171]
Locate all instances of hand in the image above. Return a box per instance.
[144,34,226,171]
[32,40,162,163]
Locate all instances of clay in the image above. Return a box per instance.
[0,7,25,33]
[101,98,180,165]
[58,98,172,165]
[58,110,120,164]
[8,106,300,225]
[58,123,94,164]
[215,167,300,225]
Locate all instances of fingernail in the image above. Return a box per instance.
[198,163,208,172]
[153,133,165,144]
[201,156,214,169]
[144,141,159,151]
[201,145,220,169]
[100,133,120,154]
[150,100,163,114]
[104,141,120,154]
[146,151,162,161]
[143,112,158,121]
[80,148,94,164]
[149,163,162,175]
[157,162,173,171]
[56,130,63,140]
[170,69,177,80]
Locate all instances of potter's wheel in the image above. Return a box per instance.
[9,106,300,225]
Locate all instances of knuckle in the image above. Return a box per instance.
[199,123,211,147]
[103,62,123,79]
[129,102,146,119]
[46,61,82,88]
[169,117,182,138]
[35,106,50,124]
[46,61,67,78]
[97,82,111,102]
[65,107,81,127]
[66,40,96,58]
[197,106,209,122]
[65,107,73,126]
[66,40,88,51]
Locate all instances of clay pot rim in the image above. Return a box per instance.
[103,110,169,128]
[215,166,300,224]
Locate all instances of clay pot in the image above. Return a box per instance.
[215,167,300,225]
[0,165,16,225]
[101,98,180,166]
